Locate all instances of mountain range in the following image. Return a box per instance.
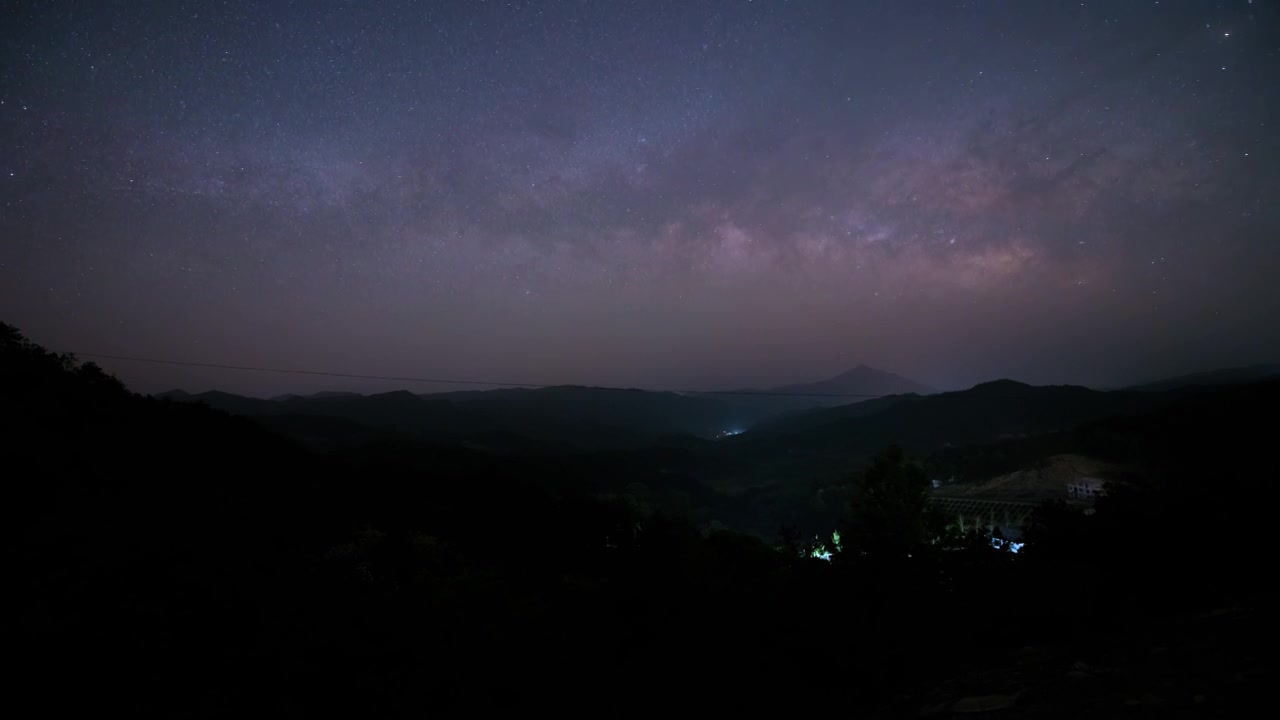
[760,364,936,401]
[157,364,937,449]
[1123,364,1280,393]
[157,362,1280,464]
[157,384,742,451]
[29,326,1280,536]
[155,360,1280,499]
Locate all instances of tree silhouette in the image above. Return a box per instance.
[842,446,942,559]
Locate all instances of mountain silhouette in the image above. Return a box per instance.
[713,379,1186,495]
[701,364,935,422]
[157,384,748,450]
[1125,364,1280,393]
[741,380,1158,452]
[765,364,937,400]
[268,390,362,401]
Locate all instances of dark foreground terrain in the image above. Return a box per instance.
[4,321,1277,716]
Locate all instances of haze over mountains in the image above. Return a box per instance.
[157,364,936,448]
[1123,364,1280,393]
[157,361,1278,463]
[158,384,743,451]
[148,356,1280,541]
[155,361,1277,504]
[760,364,937,402]
[156,358,1280,447]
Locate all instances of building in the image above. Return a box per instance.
[1066,477,1106,500]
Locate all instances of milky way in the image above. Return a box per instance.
[3,1,1278,395]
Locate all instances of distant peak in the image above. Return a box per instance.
[307,391,363,399]
[836,363,878,376]
[766,364,935,399]
[970,379,1032,392]
[829,364,925,386]
[368,389,419,399]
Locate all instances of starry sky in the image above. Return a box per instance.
[3,0,1278,396]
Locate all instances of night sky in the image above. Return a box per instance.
[4,1,1278,396]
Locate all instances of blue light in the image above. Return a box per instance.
[990,537,1024,553]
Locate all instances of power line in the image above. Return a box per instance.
[76,352,892,399]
